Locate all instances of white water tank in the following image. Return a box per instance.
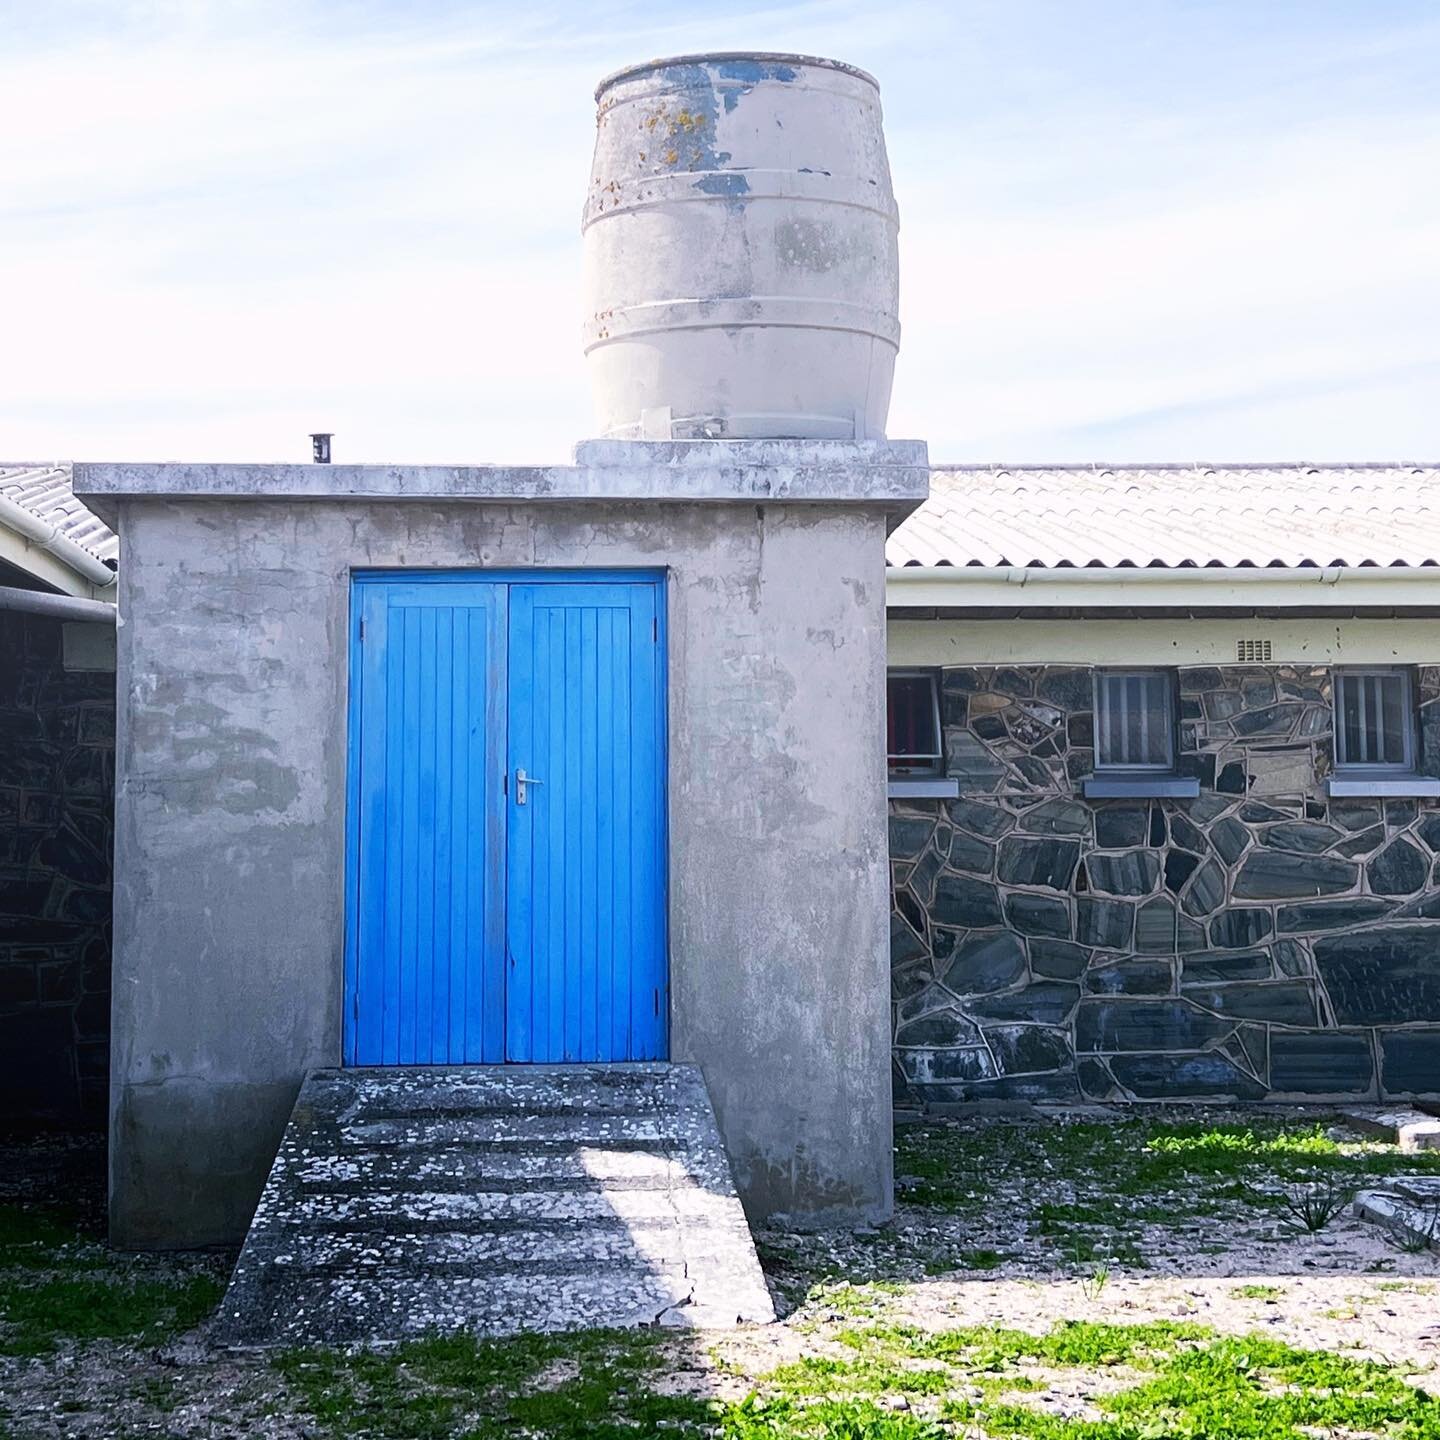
[582,53,900,441]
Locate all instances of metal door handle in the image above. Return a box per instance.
[515,767,543,805]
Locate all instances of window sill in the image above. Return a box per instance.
[1326,776,1440,799]
[1082,775,1200,799]
[888,777,960,799]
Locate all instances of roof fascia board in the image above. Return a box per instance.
[0,526,108,601]
[885,565,1440,610]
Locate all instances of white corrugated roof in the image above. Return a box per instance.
[0,464,118,565]
[888,463,1440,569]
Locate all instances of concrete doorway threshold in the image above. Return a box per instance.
[212,1064,775,1347]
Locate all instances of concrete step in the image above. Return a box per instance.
[213,1063,775,1347]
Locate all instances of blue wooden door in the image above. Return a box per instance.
[505,582,667,1061]
[345,572,666,1065]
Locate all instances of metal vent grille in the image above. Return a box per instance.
[1237,638,1273,662]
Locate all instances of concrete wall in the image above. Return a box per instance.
[0,610,114,1126]
[107,487,900,1245]
[891,661,1440,1106]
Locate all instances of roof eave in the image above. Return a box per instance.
[884,564,1440,610]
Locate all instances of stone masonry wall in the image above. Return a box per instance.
[890,664,1440,1106]
[0,612,114,1125]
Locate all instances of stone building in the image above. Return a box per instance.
[886,463,1440,1107]
[0,466,118,1126]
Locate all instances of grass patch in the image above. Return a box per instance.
[279,1318,1440,1439]
[0,1199,225,1356]
[1229,1283,1285,1300]
[892,1113,1440,1270]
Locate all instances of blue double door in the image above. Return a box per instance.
[344,572,667,1065]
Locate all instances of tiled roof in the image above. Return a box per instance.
[887,463,1440,569]
[0,464,118,566]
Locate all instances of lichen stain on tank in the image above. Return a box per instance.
[775,215,852,272]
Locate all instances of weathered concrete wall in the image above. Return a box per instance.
[0,611,113,1127]
[891,663,1440,1106]
[108,490,897,1245]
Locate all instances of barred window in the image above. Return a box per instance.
[887,671,942,777]
[1335,668,1415,771]
[1095,670,1176,771]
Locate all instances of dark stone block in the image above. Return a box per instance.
[1241,801,1294,823]
[1135,896,1178,953]
[1231,704,1303,738]
[1208,908,1273,949]
[889,816,933,860]
[943,670,984,695]
[1233,851,1357,900]
[918,1070,1081,1103]
[1272,939,1312,977]
[1205,690,1245,720]
[895,888,926,935]
[1011,755,1057,788]
[996,668,1034,697]
[1076,997,1234,1052]
[1031,938,1089,981]
[59,889,109,924]
[1182,950,1272,982]
[1386,799,1419,828]
[1077,1057,1117,1098]
[1367,838,1428,896]
[1094,806,1147,849]
[946,732,1006,791]
[0,878,53,917]
[911,846,944,904]
[1216,761,1248,794]
[966,982,1080,1025]
[897,1046,994,1086]
[1169,814,1207,853]
[1210,817,1249,865]
[1149,805,1166,846]
[1004,892,1069,938]
[1261,821,1341,854]
[1066,748,1096,780]
[892,964,930,1003]
[895,1009,983,1049]
[1277,898,1393,932]
[942,690,969,727]
[1164,851,1201,895]
[948,831,995,875]
[1085,851,1160,897]
[1180,859,1225,917]
[891,914,927,968]
[1394,892,1440,921]
[933,874,1005,929]
[1179,667,1224,692]
[0,1009,80,1123]
[973,712,1007,741]
[1181,981,1320,1026]
[1036,669,1091,709]
[1017,798,1090,836]
[947,798,1015,838]
[1110,1052,1267,1100]
[1067,713,1094,747]
[940,930,1027,995]
[1379,1029,1440,1098]
[1076,897,1134,949]
[1334,825,1385,858]
[1316,926,1440,1025]
[35,823,108,886]
[1270,1031,1374,1095]
[984,1023,1073,1075]
[1084,960,1173,996]
[1241,676,1278,707]
[1417,813,1440,852]
[998,837,1081,890]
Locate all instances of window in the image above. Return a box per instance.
[1334,668,1415,772]
[887,670,942,777]
[1095,670,1176,772]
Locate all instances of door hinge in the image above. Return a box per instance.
[652,617,658,642]
[654,988,660,1017]
[358,619,365,640]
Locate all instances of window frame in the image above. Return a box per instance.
[886,668,944,779]
[1093,668,1179,774]
[1333,666,1417,775]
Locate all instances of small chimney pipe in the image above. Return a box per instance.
[310,433,333,464]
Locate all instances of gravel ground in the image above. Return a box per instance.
[3,1107,1439,1437]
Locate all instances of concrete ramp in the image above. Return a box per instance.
[213,1064,774,1347]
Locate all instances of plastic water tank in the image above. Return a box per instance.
[582,53,900,441]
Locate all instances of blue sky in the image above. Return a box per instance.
[2,0,1437,463]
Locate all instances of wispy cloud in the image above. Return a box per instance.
[0,0,1436,463]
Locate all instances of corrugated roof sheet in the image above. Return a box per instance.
[887,463,1440,569]
[0,464,118,566]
